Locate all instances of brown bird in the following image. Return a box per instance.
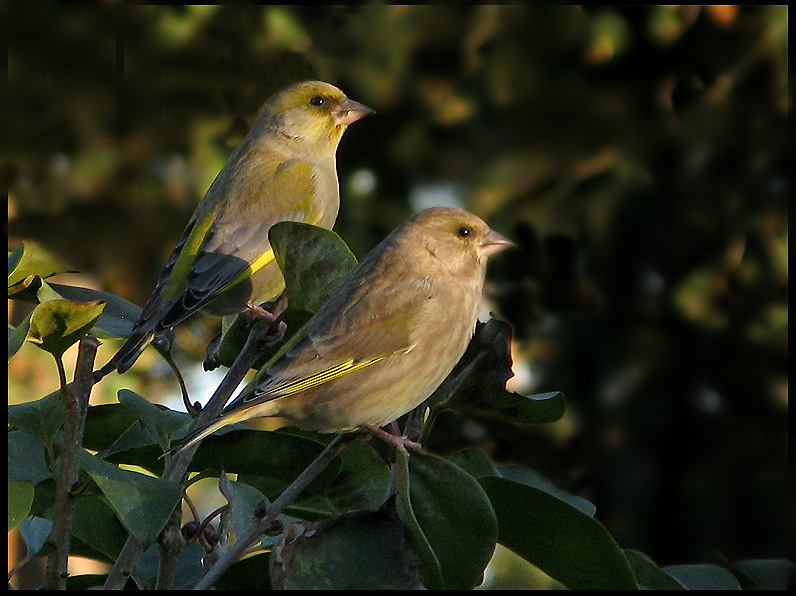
[171,207,514,453]
[95,81,373,378]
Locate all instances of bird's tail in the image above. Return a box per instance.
[93,330,156,381]
[165,398,280,457]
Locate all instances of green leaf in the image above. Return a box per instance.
[270,221,358,314]
[135,542,206,590]
[18,516,53,556]
[218,472,269,541]
[117,389,191,451]
[8,481,35,531]
[210,308,313,371]
[270,504,425,590]
[393,449,443,590]
[84,403,142,452]
[396,451,499,590]
[208,223,357,370]
[8,313,32,360]
[242,439,391,522]
[320,440,391,513]
[733,559,796,590]
[7,431,52,484]
[8,240,70,294]
[188,428,342,487]
[451,448,593,520]
[430,318,566,424]
[662,564,742,590]
[76,448,182,543]
[27,298,105,357]
[624,549,687,589]
[8,390,66,445]
[497,465,596,516]
[450,447,500,479]
[480,476,637,590]
[72,495,129,562]
[42,282,143,339]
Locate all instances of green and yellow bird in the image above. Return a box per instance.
[96,81,373,378]
[169,207,514,454]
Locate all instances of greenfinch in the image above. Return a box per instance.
[171,207,514,453]
[96,81,373,378]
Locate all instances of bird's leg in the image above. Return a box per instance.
[242,293,289,348]
[360,423,423,454]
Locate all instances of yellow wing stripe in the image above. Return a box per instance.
[257,345,413,400]
[220,248,275,294]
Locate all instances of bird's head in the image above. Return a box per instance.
[259,80,374,153]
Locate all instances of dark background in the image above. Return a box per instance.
[7,3,789,574]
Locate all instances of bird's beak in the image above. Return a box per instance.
[479,229,515,257]
[334,98,376,126]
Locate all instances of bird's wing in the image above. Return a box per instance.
[157,159,319,325]
[246,278,436,402]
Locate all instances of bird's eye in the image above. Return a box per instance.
[456,226,472,238]
[309,95,325,107]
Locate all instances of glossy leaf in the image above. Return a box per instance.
[135,542,206,590]
[497,465,596,517]
[117,389,191,451]
[76,448,182,543]
[624,548,687,589]
[18,515,53,556]
[8,481,35,531]
[7,389,66,446]
[662,564,742,590]
[8,240,70,294]
[8,313,32,360]
[270,505,424,590]
[431,318,566,424]
[733,559,796,590]
[480,476,637,590]
[42,282,143,339]
[7,431,52,484]
[71,495,129,563]
[269,221,358,314]
[218,472,269,542]
[27,298,105,357]
[188,428,342,488]
[395,450,498,590]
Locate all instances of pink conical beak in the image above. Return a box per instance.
[334,98,376,126]
[479,229,515,257]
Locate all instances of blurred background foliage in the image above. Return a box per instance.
[7,2,789,588]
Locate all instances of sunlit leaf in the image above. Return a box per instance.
[27,298,105,357]
[270,221,358,315]
[8,481,35,531]
[8,240,71,294]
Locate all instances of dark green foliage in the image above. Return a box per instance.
[7,4,789,590]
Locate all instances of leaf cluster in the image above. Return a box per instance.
[9,227,792,590]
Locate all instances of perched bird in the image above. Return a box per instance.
[95,81,373,378]
[171,207,514,454]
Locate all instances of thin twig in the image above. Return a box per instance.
[43,336,99,590]
[103,316,279,590]
[193,434,349,590]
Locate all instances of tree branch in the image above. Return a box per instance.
[43,336,99,590]
[193,434,349,590]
